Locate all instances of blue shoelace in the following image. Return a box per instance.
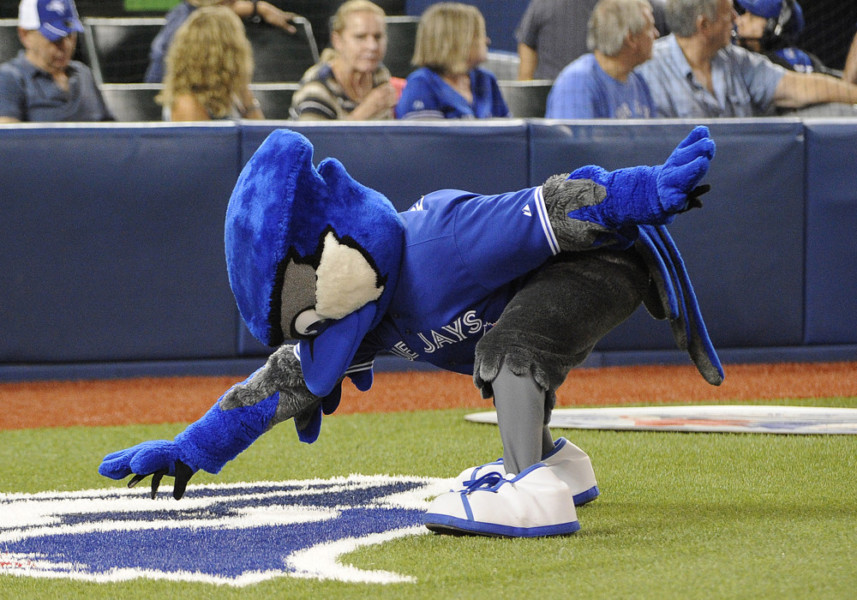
[463,471,506,493]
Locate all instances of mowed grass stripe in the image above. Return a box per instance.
[1,399,855,599]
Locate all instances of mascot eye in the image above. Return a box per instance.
[293,308,327,337]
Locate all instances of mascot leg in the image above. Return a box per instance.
[424,250,648,537]
[492,364,553,474]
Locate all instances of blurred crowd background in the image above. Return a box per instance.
[3,0,853,71]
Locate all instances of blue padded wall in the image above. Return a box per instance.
[0,124,241,363]
[2,119,856,382]
[528,120,806,351]
[804,121,857,344]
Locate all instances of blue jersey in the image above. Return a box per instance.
[353,186,558,374]
[772,47,815,73]
[395,67,510,119]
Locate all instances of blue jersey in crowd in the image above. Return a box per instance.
[395,67,510,119]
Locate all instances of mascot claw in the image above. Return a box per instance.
[127,459,195,500]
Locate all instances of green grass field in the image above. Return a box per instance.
[2,398,856,599]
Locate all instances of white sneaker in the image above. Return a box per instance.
[450,438,599,506]
[424,462,580,537]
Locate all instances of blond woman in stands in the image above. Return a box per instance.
[157,6,264,121]
[145,0,298,83]
[290,0,398,120]
[395,3,509,119]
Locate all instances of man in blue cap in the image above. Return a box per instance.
[0,0,112,122]
[734,0,834,75]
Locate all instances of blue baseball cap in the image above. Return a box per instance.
[734,0,805,34]
[19,0,84,42]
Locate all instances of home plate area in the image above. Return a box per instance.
[0,475,450,586]
[466,405,857,435]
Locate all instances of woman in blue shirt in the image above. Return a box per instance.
[395,2,509,119]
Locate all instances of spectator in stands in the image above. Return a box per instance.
[289,0,397,120]
[144,0,299,83]
[156,6,263,120]
[636,0,857,118]
[546,0,658,118]
[516,0,667,81]
[395,2,509,119]
[0,0,112,122]
[843,28,857,84]
[516,0,599,81]
[733,0,835,75]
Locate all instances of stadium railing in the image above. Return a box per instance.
[249,82,301,120]
[100,83,163,121]
[244,16,319,83]
[83,17,164,84]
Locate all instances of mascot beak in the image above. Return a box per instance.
[297,301,378,397]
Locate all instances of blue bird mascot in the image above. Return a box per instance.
[100,127,723,537]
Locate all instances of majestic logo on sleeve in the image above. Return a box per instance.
[0,475,448,586]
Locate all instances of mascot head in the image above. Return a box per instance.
[225,129,404,397]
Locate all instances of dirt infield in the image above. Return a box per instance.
[1,361,855,431]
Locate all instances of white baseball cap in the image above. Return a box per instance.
[19,0,84,42]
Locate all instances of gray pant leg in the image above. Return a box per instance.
[475,249,649,474]
[493,364,554,474]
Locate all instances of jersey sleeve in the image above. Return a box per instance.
[412,186,559,291]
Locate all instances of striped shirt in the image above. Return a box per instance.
[289,62,394,120]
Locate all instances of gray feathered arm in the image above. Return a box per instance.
[220,344,323,430]
[542,174,639,251]
[98,344,328,499]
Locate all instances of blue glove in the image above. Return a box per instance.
[99,440,195,500]
[567,126,715,227]
[655,125,715,216]
[98,392,279,499]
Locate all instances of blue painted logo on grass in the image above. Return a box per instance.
[0,475,447,586]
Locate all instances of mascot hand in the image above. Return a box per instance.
[99,440,196,500]
[98,392,279,499]
[655,126,715,216]
[566,126,715,228]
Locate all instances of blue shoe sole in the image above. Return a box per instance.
[573,485,600,506]
[423,514,581,538]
